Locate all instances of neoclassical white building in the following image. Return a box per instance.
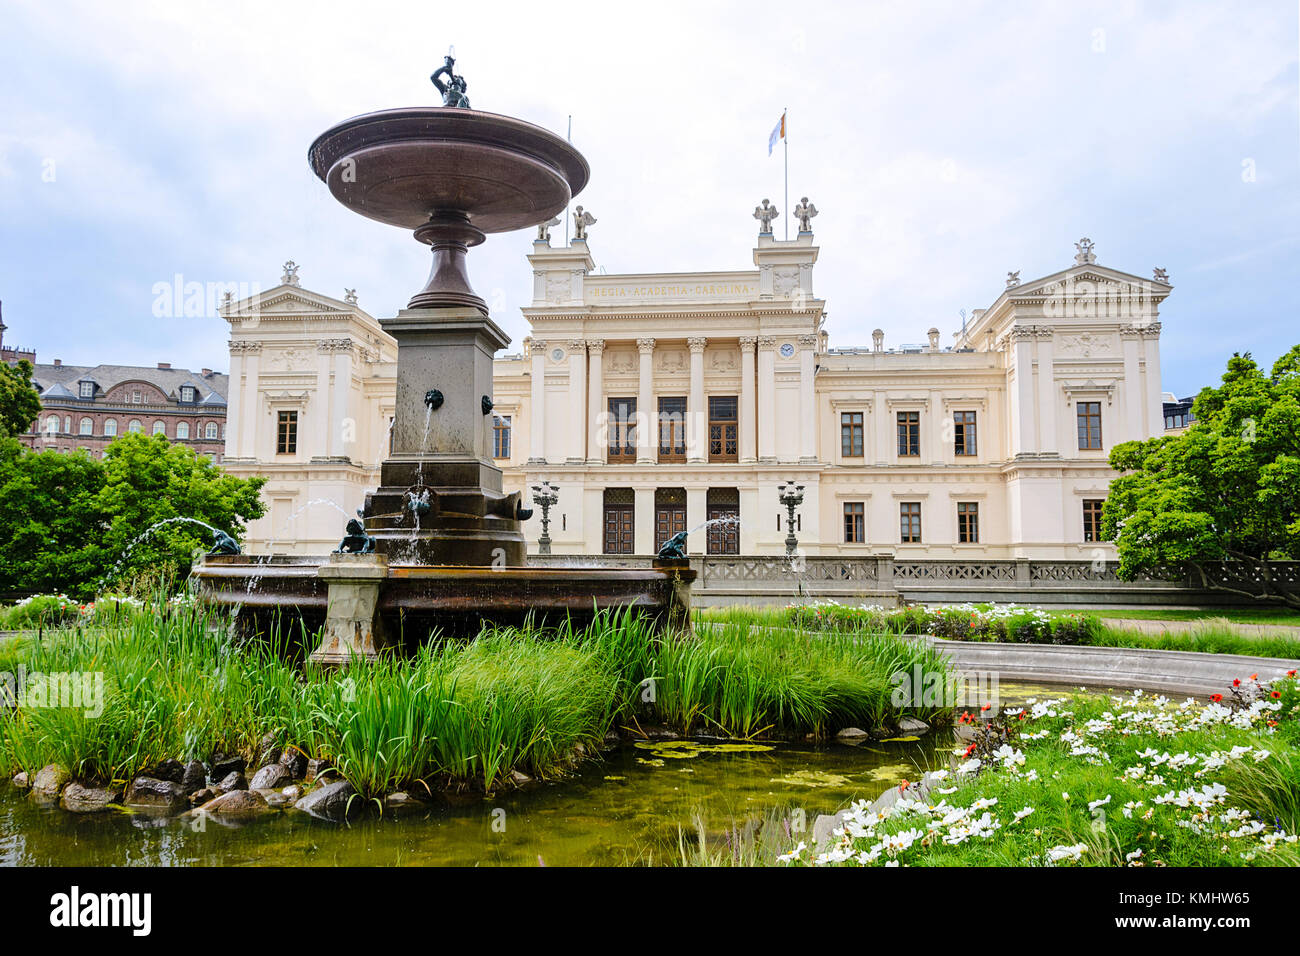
[220,226,1171,559]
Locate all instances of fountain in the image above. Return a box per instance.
[194,58,695,657]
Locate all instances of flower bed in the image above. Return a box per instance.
[779,672,1300,867]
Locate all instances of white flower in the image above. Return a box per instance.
[1012,806,1035,823]
[1046,843,1088,865]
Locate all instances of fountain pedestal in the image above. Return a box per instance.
[309,553,391,665]
[361,306,529,566]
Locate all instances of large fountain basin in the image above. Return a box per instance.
[193,555,694,641]
[308,108,590,232]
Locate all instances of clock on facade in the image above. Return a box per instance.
[779,342,795,358]
[551,348,565,362]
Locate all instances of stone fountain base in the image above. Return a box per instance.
[192,553,695,661]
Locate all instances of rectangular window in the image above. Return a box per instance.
[1077,402,1102,450]
[1083,499,1106,542]
[79,381,94,399]
[658,396,687,462]
[706,488,740,554]
[602,489,635,554]
[900,502,922,543]
[843,501,865,543]
[957,501,980,543]
[897,411,920,457]
[276,410,297,455]
[841,412,864,458]
[492,415,511,459]
[607,398,637,463]
[954,411,977,456]
[708,395,738,463]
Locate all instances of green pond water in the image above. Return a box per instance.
[0,681,1108,867]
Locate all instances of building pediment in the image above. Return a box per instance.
[221,284,364,321]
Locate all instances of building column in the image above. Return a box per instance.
[636,337,655,464]
[1142,325,1164,438]
[313,346,332,458]
[1121,329,1142,443]
[687,336,707,462]
[633,485,655,555]
[1035,328,1057,455]
[529,339,546,463]
[757,337,777,462]
[798,334,817,462]
[586,339,604,464]
[331,342,354,461]
[567,339,587,463]
[1009,329,1036,457]
[236,343,261,460]
[686,486,707,556]
[739,336,757,464]
[225,346,246,459]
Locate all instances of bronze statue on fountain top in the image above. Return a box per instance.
[430,55,471,109]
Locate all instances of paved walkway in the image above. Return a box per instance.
[1102,617,1300,638]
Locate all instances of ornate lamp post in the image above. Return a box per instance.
[531,480,559,555]
[778,480,805,557]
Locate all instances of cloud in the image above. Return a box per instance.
[0,0,1295,397]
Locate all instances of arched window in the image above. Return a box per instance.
[44,415,60,434]
[79,418,93,435]
[152,421,166,436]
[205,422,218,439]
[176,421,190,439]
[104,419,118,437]
[128,419,143,434]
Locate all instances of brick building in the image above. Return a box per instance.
[2,306,228,460]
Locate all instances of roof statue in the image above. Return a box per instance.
[753,198,778,235]
[537,215,561,242]
[1074,237,1097,265]
[281,260,301,286]
[573,206,596,240]
[793,196,818,233]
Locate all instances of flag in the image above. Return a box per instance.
[767,112,785,156]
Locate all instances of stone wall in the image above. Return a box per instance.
[525,555,1300,608]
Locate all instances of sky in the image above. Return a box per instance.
[0,0,1296,397]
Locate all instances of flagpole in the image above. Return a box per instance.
[783,107,789,241]
[564,114,572,245]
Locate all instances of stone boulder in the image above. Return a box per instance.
[897,717,930,736]
[278,748,308,780]
[60,782,123,813]
[256,788,294,809]
[255,732,282,768]
[189,787,217,806]
[12,771,30,790]
[281,785,303,801]
[125,776,188,812]
[180,760,207,795]
[217,771,247,793]
[293,780,357,820]
[150,758,185,783]
[835,727,869,739]
[210,753,245,779]
[249,763,290,791]
[29,764,71,803]
[304,758,332,784]
[192,789,271,817]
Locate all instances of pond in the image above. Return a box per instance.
[0,681,1114,867]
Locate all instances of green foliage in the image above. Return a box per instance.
[1104,345,1300,607]
[0,359,41,439]
[0,605,956,799]
[0,432,265,597]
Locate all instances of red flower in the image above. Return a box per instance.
[1210,694,1223,703]
[1271,691,1282,699]
[981,703,992,712]
[1233,679,1241,687]
[1287,670,1296,678]
[1249,674,1258,681]
[963,743,977,756]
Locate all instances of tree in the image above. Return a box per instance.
[0,433,266,597]
[96,433,267,588]
[0,359,42,439]
[0,439,105,594]
[1103,345,1300,607]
